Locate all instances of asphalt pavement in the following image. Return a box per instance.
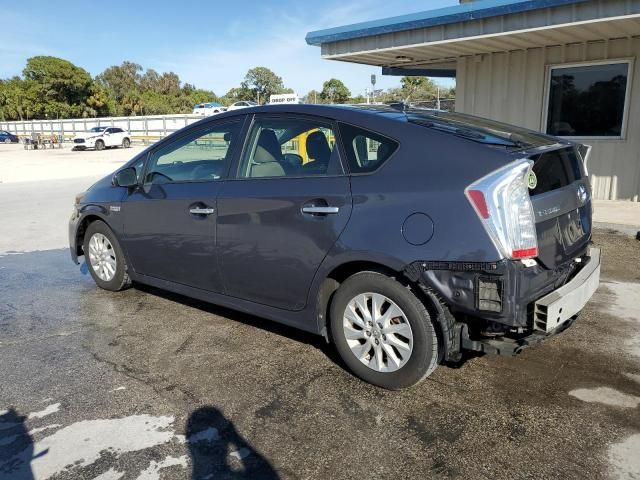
[1,176,639,480]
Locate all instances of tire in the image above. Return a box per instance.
[95,140,105,151]
[122,138,131,148]
[83,220,131,291]
[4,138,11,144]
[329,272,439,389]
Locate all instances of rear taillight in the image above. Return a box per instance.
[465,160,538,260]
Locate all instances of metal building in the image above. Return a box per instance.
[307,0,640,201]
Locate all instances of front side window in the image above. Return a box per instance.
[546,61,630,137]
[338,123,399,173]
[145,120,242,184]
[238,117,342,178]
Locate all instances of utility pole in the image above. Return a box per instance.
[370,74,376,103]
[437,85,441,110]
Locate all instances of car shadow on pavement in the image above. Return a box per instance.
[0,408,46,480]
[187,406,279,479]
[134,282,347,368]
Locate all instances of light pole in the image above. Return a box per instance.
[370,74,376,103]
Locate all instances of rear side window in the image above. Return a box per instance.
[338,123,398,173]
[530,147,583,196]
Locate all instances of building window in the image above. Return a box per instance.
[545,61,631,138]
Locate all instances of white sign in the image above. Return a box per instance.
[269,93,300,104]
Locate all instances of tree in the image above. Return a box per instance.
[222,86,254,105]
[399,76,438,102]
[348,94,367,104]
[85,84,115,117]
[320,78,351,104]
[242,67,285,104]
[23,56,93,105]
[96,61,143,106]
[0,77,34,120]
[185,88,220,105]
[303,89,321,104]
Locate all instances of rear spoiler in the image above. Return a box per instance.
[577,144,593,176]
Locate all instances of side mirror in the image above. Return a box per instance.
[113,167,137,187]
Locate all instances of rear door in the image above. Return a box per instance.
[528,145,592,269]
[121,118,245,292]
[111,128,125,146]
[216,114,352,310]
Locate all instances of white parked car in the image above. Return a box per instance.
[72,127,131,151]
[192,102,226,116]
[227,101,259,111]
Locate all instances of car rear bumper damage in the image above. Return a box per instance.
[405,247,601,359]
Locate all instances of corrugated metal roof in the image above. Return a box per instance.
[306,0,590,46]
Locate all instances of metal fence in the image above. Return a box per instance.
[0,114,205,145]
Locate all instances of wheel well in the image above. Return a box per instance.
[75,215,103,257]
[317,261,413,340]
[317,261,448,357]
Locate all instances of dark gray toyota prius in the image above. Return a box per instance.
[69,104,600,389]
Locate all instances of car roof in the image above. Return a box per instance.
[240,104,558,149]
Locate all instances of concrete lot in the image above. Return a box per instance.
[0,149,639,480]
[0,143,142,184]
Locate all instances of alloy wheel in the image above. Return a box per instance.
[88,233,117,282]
[343,292,414,372]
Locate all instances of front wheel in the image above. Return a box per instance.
[95,140,105,151]
[330,272,439,389]
[122,138,131,148]
[4,138,11,144]
[83,221,131,291]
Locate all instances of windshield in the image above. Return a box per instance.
[89,127,106,133]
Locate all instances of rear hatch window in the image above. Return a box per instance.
[530,148,583,196]
[527,146,591,269]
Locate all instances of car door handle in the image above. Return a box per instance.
[301,206,340,215]
[189,207,215,215]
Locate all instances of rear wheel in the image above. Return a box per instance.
[83,221,131,291]
[330,272,439,389]
[95,140,105,151]
[4,138,11,144]
[122,138,131,148]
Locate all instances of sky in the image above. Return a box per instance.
[1,0,458,97]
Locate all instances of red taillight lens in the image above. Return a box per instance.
[465,160,538,260]
[512,247,538,259]
[467,190,489,219]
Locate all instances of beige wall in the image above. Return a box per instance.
[455,37,640,201]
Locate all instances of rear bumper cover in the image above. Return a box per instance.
[406,245,593,328]
[406,248,601,358]
[462,248,600,355]
[533,247,600,332]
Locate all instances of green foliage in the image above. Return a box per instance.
[0,56,455,120]
[222,86,254,105]
[320,78,351,104]
[241,67,285,104]
[96,61,142,105]
[0,57,222,119]
[303,89,321,104]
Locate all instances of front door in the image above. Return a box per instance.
[216,114,352,310]
[121,118,245,292]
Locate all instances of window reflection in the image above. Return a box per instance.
[546,62,629,137]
